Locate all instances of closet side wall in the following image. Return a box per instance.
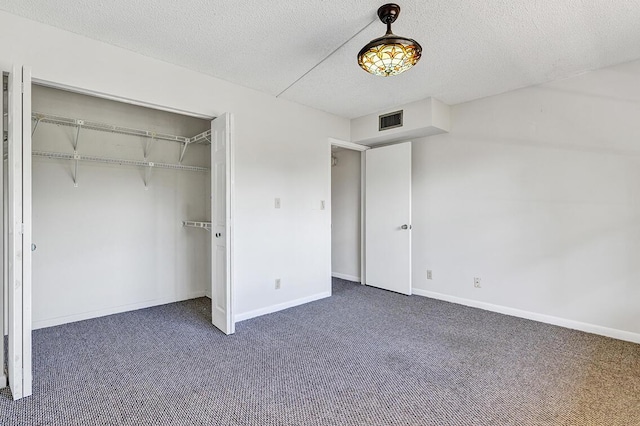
[331,150,361,281]
[31,86,211,328]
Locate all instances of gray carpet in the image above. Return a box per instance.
[1,278,639,425]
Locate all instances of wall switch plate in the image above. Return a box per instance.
[275,198,281,209]
[320,200,326,210]
[275,278,281,290]
[474,277,481,288]
[427,270,433,280]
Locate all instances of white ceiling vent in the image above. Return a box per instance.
[352,98,450,146]
[379,110,403,131]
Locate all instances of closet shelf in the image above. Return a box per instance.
[182,221,212,230]
[32,112,212,145]
[189,129,211,144]
[33,150,209,173]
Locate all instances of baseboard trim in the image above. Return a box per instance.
[32,290,207,330]
[235,291,331,322]
[0,374,6,389]
[331,272,361,283]
[412,288,640,344]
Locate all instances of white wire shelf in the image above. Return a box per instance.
[190,129,212,144]
[32,112,212,145]
[33,150,209,173]
[182,221,212,230]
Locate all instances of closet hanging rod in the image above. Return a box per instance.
[33,150,209,172]
[32,112,211,145]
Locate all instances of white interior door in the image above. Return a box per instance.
[6,66,32,399]
[211,113,234,335]
[365,142,412,295]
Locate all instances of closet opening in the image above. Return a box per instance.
[3,71,235,399]
[29,84,216,330]
[330,140,366,286]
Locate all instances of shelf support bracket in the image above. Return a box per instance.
[143,134,156,190]
[31,116,41,137]
[179,140,190,164]
[144,133,155,159]
[72,152,80,188]
[144,162,154,190]
[70,120,84,187]
[72,121,83,151]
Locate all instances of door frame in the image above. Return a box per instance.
[1,72,6,390]
[328,138,369,285]
[6,74,236,394]
[328,138,414,291]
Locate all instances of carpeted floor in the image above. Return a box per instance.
[1,278,639,425]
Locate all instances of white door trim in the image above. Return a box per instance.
[328,138,370,152]
[7,66,24,400]
[0,71,6,390]
[21,66,33,397]
[360,151,366,285]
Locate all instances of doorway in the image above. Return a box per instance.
[2,66,236,400]
[330,144,363,284]
[329,138,368,285]
[29,84,213,331]
[329,138,412,295]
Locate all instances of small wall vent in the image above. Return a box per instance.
[379,110,403,131]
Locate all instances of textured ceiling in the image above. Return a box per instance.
[2,0,640,118]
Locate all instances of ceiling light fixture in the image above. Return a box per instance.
[357,3,422,77]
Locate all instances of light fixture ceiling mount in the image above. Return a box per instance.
[357,3,422,77]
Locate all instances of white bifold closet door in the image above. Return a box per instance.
[211,113,234,335]
[4,65,33,400]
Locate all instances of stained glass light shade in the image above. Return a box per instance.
[357,35,422,77]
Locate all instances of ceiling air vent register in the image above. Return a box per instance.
[379,110,403,131]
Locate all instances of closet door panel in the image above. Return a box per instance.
[211,113,234,335]
[6,65,32,400]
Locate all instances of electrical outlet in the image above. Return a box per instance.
[320,200,326,210]
[427,270,433,280]
[275,198,281,209]
[474,277,481,288]
[275,278,281,290]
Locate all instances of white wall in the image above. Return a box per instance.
[331,149,360,281]
[412,59,640,340]
[31,86,211,328]
[0,10,350,324]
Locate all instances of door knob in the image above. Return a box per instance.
[401,224,412,230]
[31,243,37,251]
